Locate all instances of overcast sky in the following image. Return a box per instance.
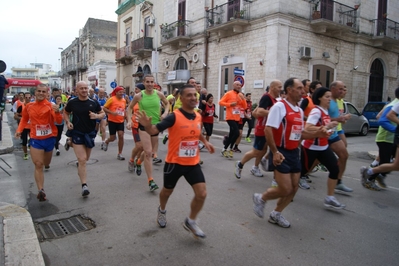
[1,0,118,73]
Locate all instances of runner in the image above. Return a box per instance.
[235,80,281,179]
[15,92,32,160]
[126,74,170,192]
[102,86,127,160]
[361,100,399,190]
[219,81,247,159]
[200,94,218,141]
[96,88,108,148]
[300,87,345,209]
[252,78,330,228]
[15,84,62,201]
[127,84,145,175]
[327,81,353,193]
[53,95,65,156]
[136,83,215,239]
[64,81,105,197]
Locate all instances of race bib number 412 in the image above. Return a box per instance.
[179,140,199,157]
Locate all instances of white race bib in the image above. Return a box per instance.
[232,107,240,115]
[178,140,199,157]
[289,125,302,141]
[116,107,125,116]
[36,124,52,136]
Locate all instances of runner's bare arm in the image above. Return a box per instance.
[159,91,170,120]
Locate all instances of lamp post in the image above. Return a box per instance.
[58,48,63,71]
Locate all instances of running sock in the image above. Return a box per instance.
[148,177,154,182]
[326,195,335,200]
[271,210,280,216]
[159,206,166,213]
[337,179,342,185]
[238,162,244,169]
[137,158,142,165]
[234,144,238,149]
[82,183,87,188]
[130,158,134,163]
[187,217,196,224]
[371,160,379,167]
[367,168,374,176]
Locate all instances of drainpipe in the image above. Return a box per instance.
[203,0,214,88]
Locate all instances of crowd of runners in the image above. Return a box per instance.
[13,75,399,238]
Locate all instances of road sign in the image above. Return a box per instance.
[234,75,245,87]
[234,68,245,76]
[110,81,117,89]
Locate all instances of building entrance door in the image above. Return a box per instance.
[219,63,243,120]
[313,65,334,88]
[368,59,384,102]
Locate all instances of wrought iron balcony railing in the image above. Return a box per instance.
[206,1,250,29]
[131,37,153,54]
[115,45,132,60]
[160,20,191,42]
[371,18,399,39]
[311,1,357,28]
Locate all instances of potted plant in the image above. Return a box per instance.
[177,20,187,35]
[312,1,321,20]
[354,3,360,10]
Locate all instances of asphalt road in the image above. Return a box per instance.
[6,111,399,266]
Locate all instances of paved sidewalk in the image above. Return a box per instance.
[0,111,45,266]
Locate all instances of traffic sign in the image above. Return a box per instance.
[234,68,245,76]
[234,75,245,87]
[110,81,117,88]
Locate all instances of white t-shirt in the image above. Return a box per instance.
[392,102,399,114]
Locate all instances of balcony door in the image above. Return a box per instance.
[377,0,388,35]
[368,59,384,102]
[219,63,243,120]
[227,0,240,20]
[178,0,186,36]
[313,65,334,88]
[320,0,333,20]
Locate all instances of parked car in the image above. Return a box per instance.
[362,101,388,128]
[342,101,369,136]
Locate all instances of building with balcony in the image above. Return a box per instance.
[115,0,399,117]
[60,18,117,93]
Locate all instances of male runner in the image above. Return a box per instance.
[136,83,214,238]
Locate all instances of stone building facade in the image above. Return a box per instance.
[60,18,117,94]
[115,0,399,117]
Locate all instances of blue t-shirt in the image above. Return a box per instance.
[328,99,339,139]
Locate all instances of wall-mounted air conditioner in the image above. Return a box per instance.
[299,46,313,59]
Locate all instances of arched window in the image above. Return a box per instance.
[175,57,187,70]
[143,64,151,75]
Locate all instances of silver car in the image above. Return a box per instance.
[342,102,369,136]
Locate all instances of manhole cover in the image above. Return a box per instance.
[35,215,96,241]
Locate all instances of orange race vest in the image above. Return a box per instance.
[165,109,202,165]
